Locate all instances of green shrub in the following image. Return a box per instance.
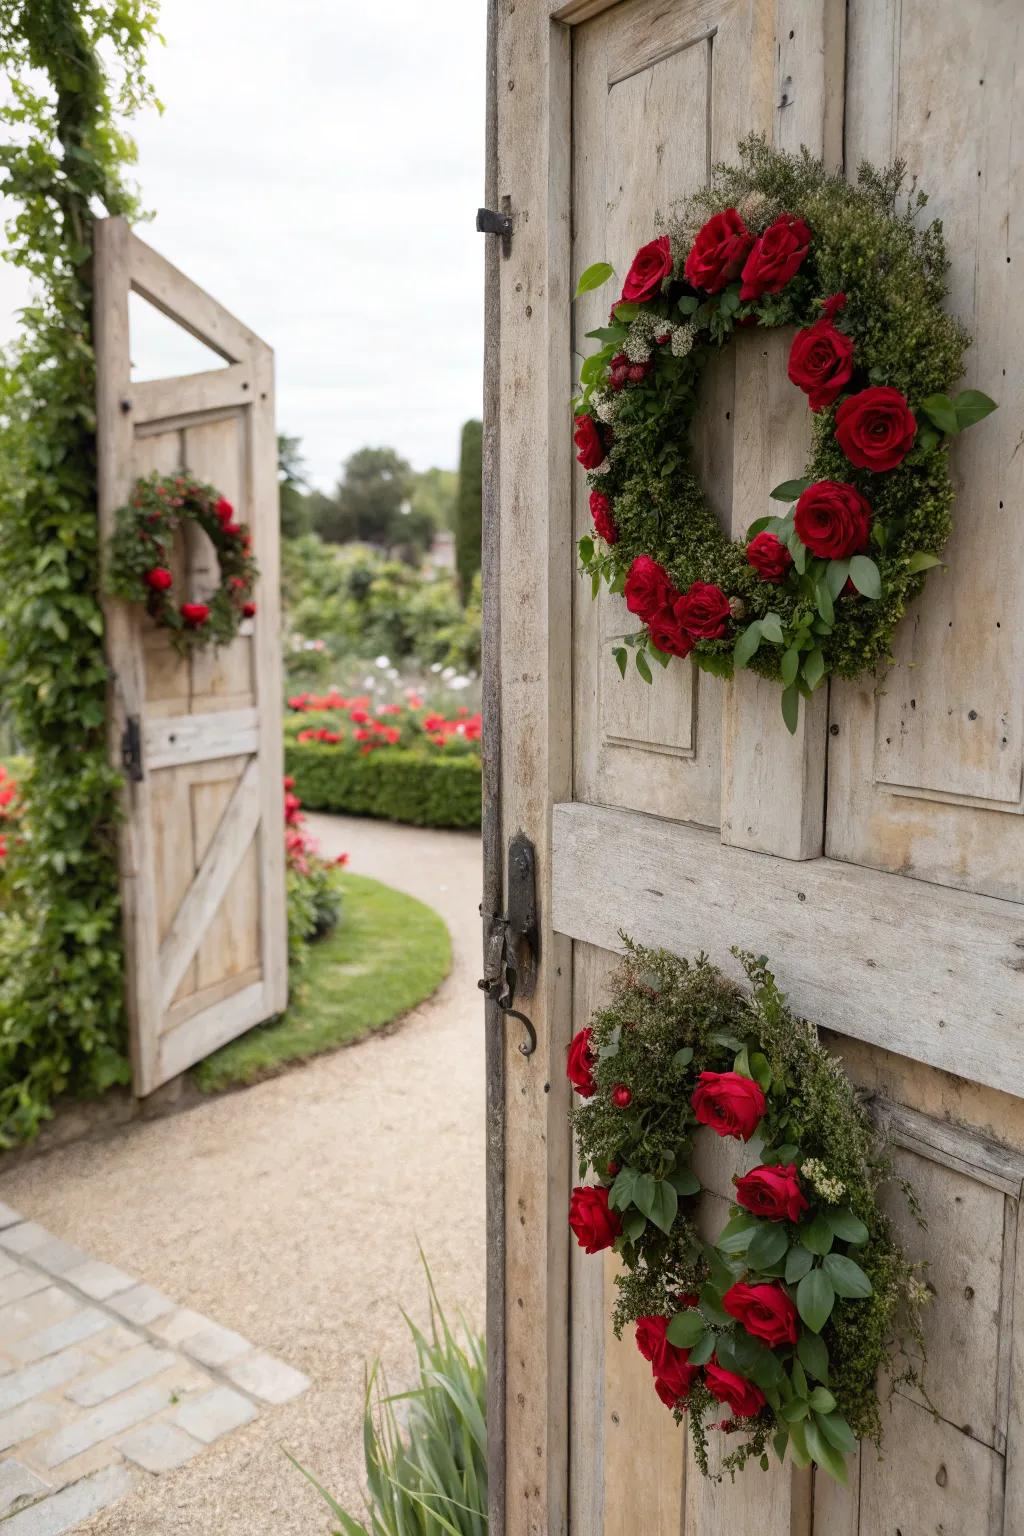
[455,418,482,602]
[290,1265,486,1536]
[285,742,481,830]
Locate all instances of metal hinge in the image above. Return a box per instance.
[121,715,144,782]
[478,832,537,1056]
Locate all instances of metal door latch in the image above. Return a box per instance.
[476,206,512,238]
[121,715,144,782]
[478,832,538,1057]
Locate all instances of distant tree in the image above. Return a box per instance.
[309,488,347,545]
[316,446,437,562]
[410,466,458,532]
[455,419,483,601]
[278,433,311,539]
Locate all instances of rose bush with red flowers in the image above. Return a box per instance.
[107,473,258,654]
[793,481,873,560]
[570,941,927,1485]
[834,385,917,471]
[573,138,995,732]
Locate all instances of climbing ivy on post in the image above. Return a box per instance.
[0,1,160,1143]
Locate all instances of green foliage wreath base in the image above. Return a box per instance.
[571,944,926,1483]
[576,138,994,728]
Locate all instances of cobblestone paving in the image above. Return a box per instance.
[0,1202,308,1530]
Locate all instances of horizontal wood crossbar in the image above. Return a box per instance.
[551,802,1024,1097]
[158,979,266,1082]
[144,709,259,772]
[157,757,261,1011]
[131,364,254,426]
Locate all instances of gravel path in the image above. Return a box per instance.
[0,816,484,1534]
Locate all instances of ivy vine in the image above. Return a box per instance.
[0,1,160,1142]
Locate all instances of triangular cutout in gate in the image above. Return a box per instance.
[130,289,230,381]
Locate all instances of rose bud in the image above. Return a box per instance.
[611,1084,632,1108]
[144,567,173,591]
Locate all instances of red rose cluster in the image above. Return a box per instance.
[623,556,730,660]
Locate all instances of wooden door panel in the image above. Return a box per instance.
[96,218,286,1095]
[826,0,1024,897]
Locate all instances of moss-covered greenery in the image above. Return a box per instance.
[193,873,451,1091]
[571,943,926,1484]
[577,136,984,726]
[0,1,159,1145]
[285,742,481,830]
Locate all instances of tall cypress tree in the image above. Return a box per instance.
[455,419,483,602]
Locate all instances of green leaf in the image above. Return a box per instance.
[749,1051,772,1092]
[848,554,881,600]
[920,392,959,436]
[691,649,734,679]
[772,1429,790,1464]
[802,1213,835,1256]
[667,1310,707,1349]
[698,1285,732,1326]
[746,515,776,538]
[781,684,800,735]
[953,388,998,430]
[622,1209,647,1241]
[816,1411,857,1454]
[826,1209,869,1246]
[803,648,825,691]
[667,1167,701,1197]
[781,1396,810,1423]
[808,1386,837,1413]
[806,1417,849,1483]
[785,1245,815,1284]
[815,582,835,626]
[613,301,638,322]
[760,611,784,645]
[906,550,942,574]
[677,295,699,316]
[585,324,628,343]
[634,1176,678,1235]
[780,645,800,687]
[672,1046,694,1071]
[608,1166,638,1212]
[787,1418,811,1469]
[733,620,763,669]
[770,478,812,503]
[613,647,627,679]
[635,650,653,685]
[733,1045,752,1079]
[688,1330,716,1366]
[792,1358,809,1397]
[796,1269,836,1332]
[717,1216,758,1255]
[822,1253,873,1298]
[578,535,595,564]
[746,1222,789,1270]
[574,261,614,298]
[796,1331,830,1383]
[825,558,850,600]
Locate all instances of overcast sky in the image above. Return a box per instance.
[0,0,486,492]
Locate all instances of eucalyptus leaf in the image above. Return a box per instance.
[920,392,959,436]
[825,558,850,599]
[802,1212,835,1256]
[635,650,653,685]
[785,1245,815,1284]
[803,647,825,691]
[815,1411,857,1453]
[781,684,800,735]
[822,1252,873,1298]
[734,621,763,669]
[574,260,615,298]
[906,551,942,574]
[848,554,881,600]
[688,1330,716,1367]
[796,1331,830,1383]
[770,477,812,502]
[796,1268,835,1332]
[805,1417,849,1483]
[667,1310,707,1349]
[746,1222,789,1270]
[760,612,784,645]
[826,1208,869,1246]
[780,645,800,688]
[953,388,998,430]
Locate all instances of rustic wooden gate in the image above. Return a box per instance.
[485,1,1024,1533]
[95,218,287,1096]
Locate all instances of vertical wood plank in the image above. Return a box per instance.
[496,6,574,1534]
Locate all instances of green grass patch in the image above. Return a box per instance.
[192,873,451,1092]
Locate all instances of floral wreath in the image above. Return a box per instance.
[106,472,258,652]
[572,138,996,730]
[568,943,927,1484]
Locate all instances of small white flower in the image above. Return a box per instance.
[594,390,618,424]
[590,457,611,475]
[387,667,399,680]
[450,676,470,690]
[671,323,697,358]
[441,666,456,680]
[375,655,390,668]
[363,675,376,688]
[430,662,442,674]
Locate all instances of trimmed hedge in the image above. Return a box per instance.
[285,742,481,829]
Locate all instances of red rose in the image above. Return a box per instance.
[611,1084,632,1108]
[735,1163,809,1223]
[635,1314,671,1370]
[569,1185,622,1255]
[739,214,812,301]
[624,555,674,623]
[620,235,673,302]
[566,1026,597,1097]
[835,385,917,471]
[745,532,793,584]
[674,581,731,640]
[794,481,872,560]
[215,497,234,524]
[654,1349,699,1405]
[224,521,243,536]
[787,311,854,411]
[180,602,210,626]
[242,602,257,618]
[692,1071,765,1142]
[647,611,694,660]
[722,1282,799,1347]
[705,1361,766,1418]
[144,566,172,591]
[590,490,618,544]
[684,209,753,294]
[573,414,606,470]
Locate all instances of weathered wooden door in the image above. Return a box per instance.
[95,218,286,1096]
[485,2,1024,1533]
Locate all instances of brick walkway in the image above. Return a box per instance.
[0,1202,308,1531]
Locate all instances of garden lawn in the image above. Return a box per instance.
[192,872,451,1091]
